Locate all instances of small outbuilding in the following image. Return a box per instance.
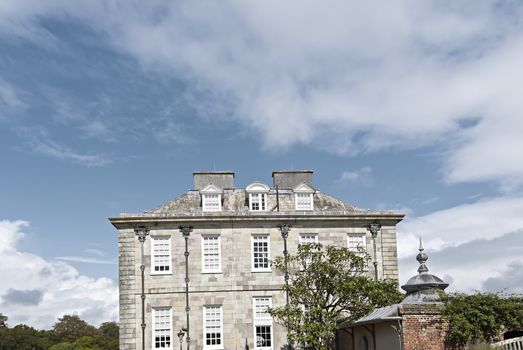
[336,239,450,350]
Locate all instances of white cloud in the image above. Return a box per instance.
[337,167,373,187]
[397,196,523,292]
[398,231,523,293]
[0,220,118,329]
[0,78,24,109]
[33,141,112,167]
[84,248,105,257]
[54,256,116,265]
[1,1,523,188]
[153,121,192,145]
[15,126,112,167]
[397,196,523,258]
[79,120,116,142]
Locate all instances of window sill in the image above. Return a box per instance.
[150,271,172,276]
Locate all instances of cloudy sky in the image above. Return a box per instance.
[1,0,522,329]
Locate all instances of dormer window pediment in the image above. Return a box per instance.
[293,183,314,193]
[246,182,270,193]
[200,183,223,193]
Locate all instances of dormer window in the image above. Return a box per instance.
[201,184,222,212]
[294,183,314,211]
[250,193,266,211]
[246,182,270,212]
[203,194,221,211]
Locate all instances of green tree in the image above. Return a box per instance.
[442,292,523,348]
[95,322,119,350]
[269,243,403,350]
[0,324,51,350]
[53,315,98,343]
[0,312,7,328]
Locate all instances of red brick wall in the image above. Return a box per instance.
[400,304,453,350]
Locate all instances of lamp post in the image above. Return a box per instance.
[177,329,185,350]
[369,222,381,281]
[277,224,292,306]
[179,226,193,350]
[135,226,149,350]
[277,224,292,350]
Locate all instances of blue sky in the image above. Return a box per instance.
[1,0,523,328]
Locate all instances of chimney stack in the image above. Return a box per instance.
[272,170,313,189]
[193,171,235,190]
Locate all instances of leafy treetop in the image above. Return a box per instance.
[442,292,523,348]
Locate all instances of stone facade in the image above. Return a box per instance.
[110,170,403,350]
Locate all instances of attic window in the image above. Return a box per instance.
[294,183,314,211]
[250,193,266,211]
[203,194,221,212]
[295,193,313,210]
[200,184,223,212]
[246,182,270,212]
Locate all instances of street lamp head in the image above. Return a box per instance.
[369,222,381,238]
[178,225,193,238]
[278,224,292,238]
[134,226,149,243]
[177,329,185,342]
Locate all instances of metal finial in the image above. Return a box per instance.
[416,237,429,274]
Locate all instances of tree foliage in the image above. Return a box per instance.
[269,243,403,350]
[0,314,118,350]
[0,324,53,350]
[0,312,8,328]
[53,315,98,343]
[442,292,523,348]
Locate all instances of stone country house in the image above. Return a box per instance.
[109,170,404,350]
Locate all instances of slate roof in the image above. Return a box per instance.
[117,188,400,218]
[349,304,402,326]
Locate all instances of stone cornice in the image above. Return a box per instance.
[108,211,405,229]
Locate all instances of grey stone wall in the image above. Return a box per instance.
[119,229,137,350]
[272,170,313,189]
[193,172,235,190]
[118,220,399,350]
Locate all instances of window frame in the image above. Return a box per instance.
[150,236,172,275]
[203,305,224,350]
[347,233,368,271]
[299,233,318,269]
[251,235,271,272]
[299,233,318,245]
[249,192,267,212]
[201,235,222,274]
[253,297,273,350]
[152,307,172,350]
[202,193,222,212]
[347,233,367,254]
[295,192,313,210]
